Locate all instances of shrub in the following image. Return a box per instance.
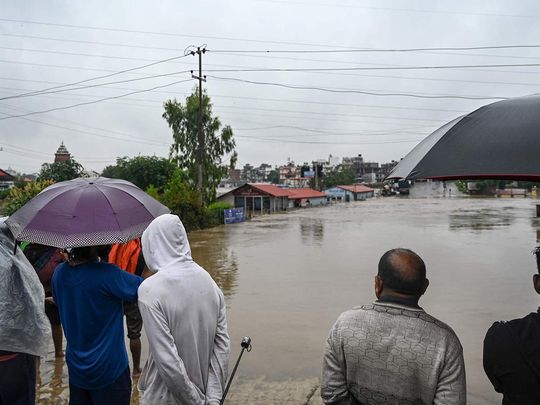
[3,180,54,216]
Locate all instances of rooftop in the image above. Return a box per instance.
[287,188,326,199]
[336,184,375,193]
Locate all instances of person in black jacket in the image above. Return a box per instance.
[483,247,540,405]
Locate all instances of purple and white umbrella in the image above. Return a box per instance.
[6,177,170,248]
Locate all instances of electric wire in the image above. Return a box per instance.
[0,52,192,101]
[0,78,193,120]
[207,75,508,100]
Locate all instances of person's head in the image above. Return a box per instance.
[533,246,540,294]
[375,248,429,302]
[66,246,100,265]
[141,214,191,273]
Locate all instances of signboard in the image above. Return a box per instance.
[224,207,245,224]
[304,170,315,178]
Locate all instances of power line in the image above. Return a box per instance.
[0,52,192,101]
[0,18,351,49]
[251,0,540,20]
[0,69,192,101]
[0,110,166,147]
[0,85,449,128]
[210,44,540,53]
[7,57,540,90]
[0,77,472,113]
[234,125,432,137]
[0,103,168,145]
[207,75,508,100]
[214,105,443,122]
[205,63,540,73]
[235,134,425,145]
[0,77,193,120]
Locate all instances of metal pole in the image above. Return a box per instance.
[220,336,252,405]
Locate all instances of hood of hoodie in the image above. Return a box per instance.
[141,214,192,272]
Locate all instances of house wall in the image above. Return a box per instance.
[217,193,235,206]
[233,195,287,214]
[325,187,353,201]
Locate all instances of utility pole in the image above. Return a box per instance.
[313,161,319,191]
[190,46,207,193]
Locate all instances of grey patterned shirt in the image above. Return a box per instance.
[321,301,466,405]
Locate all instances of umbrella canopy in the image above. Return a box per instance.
[387,94,540,182]
[6,177,170,248]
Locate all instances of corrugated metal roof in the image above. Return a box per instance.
[249,183,291,197]
[287,188,327,199]
[337,184,375,193]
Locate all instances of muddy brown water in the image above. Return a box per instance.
[37,197,540,404]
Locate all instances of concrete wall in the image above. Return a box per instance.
[409,181,464,198]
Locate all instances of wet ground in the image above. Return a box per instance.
[37,196,540,404]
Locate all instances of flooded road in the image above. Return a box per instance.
[38,197,540,404]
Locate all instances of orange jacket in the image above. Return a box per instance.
[108,239,141,275]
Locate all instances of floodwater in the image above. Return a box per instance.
[37,197,540,404]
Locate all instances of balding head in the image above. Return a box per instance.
[377,248,427,297]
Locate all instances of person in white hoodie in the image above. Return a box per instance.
[137,214,230,405]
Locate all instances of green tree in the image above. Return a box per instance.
[321,166,355,189]
[149,170,216,232]
[163,88,237,204]
[102,155,176,190]
[39,159,84,182]
[3,180,54,216]
[268,169,280,184]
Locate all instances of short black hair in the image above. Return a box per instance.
[69,246,99,262]
[378,248,426,296]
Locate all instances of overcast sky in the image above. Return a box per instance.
[2,0,540,173]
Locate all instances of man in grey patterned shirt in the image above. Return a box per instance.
[321,248,466,405]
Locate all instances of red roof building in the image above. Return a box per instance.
[287,188,328,208]
[324,184,376,202]
[336,185,375,194]
[217,183,290,214]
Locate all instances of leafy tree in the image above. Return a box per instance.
[163,88,237,204]
[102,155,176,190]
[3,180,54,216]
[268,169,280,184]
[39,159,84,182]
[148,170,215,232]
[320,166,355,189]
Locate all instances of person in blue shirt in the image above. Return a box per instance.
[52,245,144,405]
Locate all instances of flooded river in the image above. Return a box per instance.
[37,197,540,404]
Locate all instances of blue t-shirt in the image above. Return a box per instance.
[52,261,143,390]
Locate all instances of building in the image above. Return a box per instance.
[278,163,309,188]
[342,154,364,181]
[362,162,381,183]
[217,183,290,214]
[327,154,341,168]
[324,184,375,202]
[380,160,399,179]
[287,188,328,208]
[0,169,15,190]
[54,142,71,162]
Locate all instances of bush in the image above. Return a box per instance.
[3,180,54,216]
[207,201,233,225]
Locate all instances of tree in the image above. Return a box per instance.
[321,166,355,189]
[147,170,214,232]
[268,169,280,184]
[163,88,237,204]
[3,180,54,216]
[102,155,176,190]
[39,159,84,182]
